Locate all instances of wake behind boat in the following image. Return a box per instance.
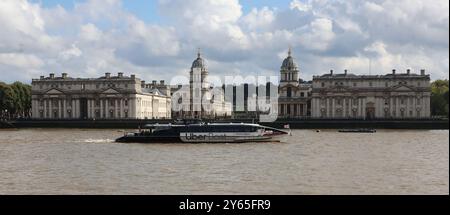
[115,121,289,143]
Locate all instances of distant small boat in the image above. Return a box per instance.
[338,128,376,133]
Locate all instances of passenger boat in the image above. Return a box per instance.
[115,121,289,143]
[338,128,376,133]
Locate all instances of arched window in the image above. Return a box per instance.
[287,87,292,98]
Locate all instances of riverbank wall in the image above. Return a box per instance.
[5,119,448,129]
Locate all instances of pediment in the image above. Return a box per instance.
[392,85,414,91]
[45,88,64,94]
[102,88,120,94]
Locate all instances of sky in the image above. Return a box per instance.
[1,0,449,84]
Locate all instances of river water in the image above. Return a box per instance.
[0,129,448,194]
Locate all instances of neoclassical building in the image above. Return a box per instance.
[278,48,311,118]
[171,51,232,119]
[311,69,431,119]
[31,72,171,120]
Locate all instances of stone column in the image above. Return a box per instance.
[362,98,366,119]
[75,99,80,119]
[331,98,336,118]
[58,99,62,118]
[357,98,362,118]
[106,99,110,119]
[49,99,53,119]
[326,98,330,117]
[100,99,104,119]
[119,99,123,118]
[62,99,66,119]
[395,97,400,118]
[115,99,119,119]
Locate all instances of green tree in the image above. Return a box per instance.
[0,81,32,119]
[430,79,449,117]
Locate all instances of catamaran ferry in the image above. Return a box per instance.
[115,121,289,143]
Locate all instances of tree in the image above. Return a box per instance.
[430,79,449,118]
[0,81,32,119]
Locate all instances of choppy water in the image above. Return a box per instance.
[0,128,448,194]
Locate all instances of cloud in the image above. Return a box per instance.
[0,0,448,85]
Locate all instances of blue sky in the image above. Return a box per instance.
[31,0,292,24]
[1,0,448,83]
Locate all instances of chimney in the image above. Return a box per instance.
[330,70,333,75]
[118,72,123,78]
[130,74,135,79]
[152,80,157,85]
[406,69,410,75]
[49,73,55,79]
[392,69,396,75]
[420,69,425,76]
[105,72,111,78]
[40,76,44,80]
[141,80,146,88]
[62,73,67,79]
[160,80,165,85]
[344,69,348,75]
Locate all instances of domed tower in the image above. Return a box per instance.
[190,49,209,89]
[189,49,210,118]
[280,47,299,86]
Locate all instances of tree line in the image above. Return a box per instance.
[0,82,31,120]
[0,80,448,120]
[431,79,449,118]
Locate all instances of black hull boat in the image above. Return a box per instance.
[115,122,289,143]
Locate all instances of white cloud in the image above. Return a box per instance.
[0,53,44,69]
[290,0,312,11]
[59,44,83,60]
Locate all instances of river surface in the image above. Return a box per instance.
[0,129,448,194]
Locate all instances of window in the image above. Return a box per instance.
[321,82,325,87]
[300,92,305,97]
[337,99,341,105]
[96,84,100,89]
[369,82,373,87]
[401,98,405,105]
[287,87,292,98]
[418,82,421,87]
[125,100,128,106]
[110,100,115,106]
[353,83,357,87]
[385,82,388,87]
[81,84,86,90]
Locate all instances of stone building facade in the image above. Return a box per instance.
[278,48,311,118]
[31,72,171,120]
[311,69,431,119]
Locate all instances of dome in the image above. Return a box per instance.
[281,48,298,70]
[191,50,206,69]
